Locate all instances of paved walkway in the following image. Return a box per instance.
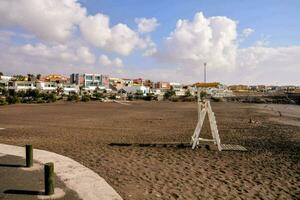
[0,144,122,200]
[0,155,80,200]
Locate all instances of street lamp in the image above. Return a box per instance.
[204,62,207,83]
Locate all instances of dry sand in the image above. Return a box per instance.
[0,101,299,199]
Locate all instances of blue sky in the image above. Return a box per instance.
[79,0,300,47]
[0,0,300,85]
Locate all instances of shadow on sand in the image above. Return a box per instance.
[4,189,44,196]
[0,163,25,168]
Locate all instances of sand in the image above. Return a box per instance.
[0,101,299,199]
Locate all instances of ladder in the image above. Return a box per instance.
[191,100,222,151]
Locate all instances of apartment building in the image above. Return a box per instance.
[154,82,171,90]
[70,73,109,90]
[8,81,36,91]
[36,82,57,92]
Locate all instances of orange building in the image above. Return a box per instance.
[44,74,68,83]
[193,82,220,88]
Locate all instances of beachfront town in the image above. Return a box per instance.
[1,72,300,103]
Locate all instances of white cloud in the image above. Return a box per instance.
[133,35,157,56]
[80,14,156,56]
[76,46,95,64]
[108,24,139,55]
[242,28,254,38]
[135,17,159,33]
[0,0,156,57]
[157,12,237,71]
[79,14,111,48]
[0,0,86,43]
[99,55,123,67]
[0,42,99,76]
[239,28,254,43]
[150,12,300,85]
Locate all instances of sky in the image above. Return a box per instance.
[0,0,300,85]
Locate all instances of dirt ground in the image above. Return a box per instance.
[0,101,299,200]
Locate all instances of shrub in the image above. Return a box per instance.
[67,93,79,101]
[143,93,156,101]
[127,94,133,101]
[0,98,7,105]
[109,95,116,100]
[200,91,207,99]
[164,89,175,100]
[36,98,46,104]
[0,88,8,96]
[26,89,40,99]
[6,96,19,104]
[184,90,192,97]
[81,95,90,102]
[211,97,222,102]
[181,96,196,102]
[43,93,56,103]
[93,92,104,100]
[169,96,180,102]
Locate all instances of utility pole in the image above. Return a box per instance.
[204,62,207,83]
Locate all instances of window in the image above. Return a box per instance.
[85,75,92,80]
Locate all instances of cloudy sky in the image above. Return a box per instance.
[0,0,299,85]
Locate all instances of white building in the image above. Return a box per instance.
[62,84,79,94]
[175,89,186,96]
[123,85,150,96]
[83,74,109,91]
[207,88,234,97]
[8,81,36,91]
[170,82,183,90]
[0,75,12,89]
[36,82,57,92]
[150,88,164,96]
[0,75,13,81]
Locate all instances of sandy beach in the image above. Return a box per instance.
[0,101,299,199]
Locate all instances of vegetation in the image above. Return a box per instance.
[143,93,157,101]
[0,89,57,105]
[67,93,79,101]
[127,94,133,101]
[81,94,91,102]
[200,90,207,99]
[184,90,192,97]
[164,89,176,100]
[0,98,7,105]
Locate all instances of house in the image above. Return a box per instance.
[70,73,109,91]
[0,75,13,89]
[170,82,183,91]
[123,78,133,87]
[44,74,68,83]
[154,82,170,90]
[132,78,144,86]
[186,86,197,96]
[8,81,36,91]
[228,84,249,92]
[109,77,125,90]
[144,80,154,88]
[208,88,234,97]
[123,85,150,96]
[150,88,163,95]
[175,89,186,96]
[70,73,84,85]
[36,81,57,92]
[62,84,79,94]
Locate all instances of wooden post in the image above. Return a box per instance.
[25,145,33,167]
[44,162,55,195]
